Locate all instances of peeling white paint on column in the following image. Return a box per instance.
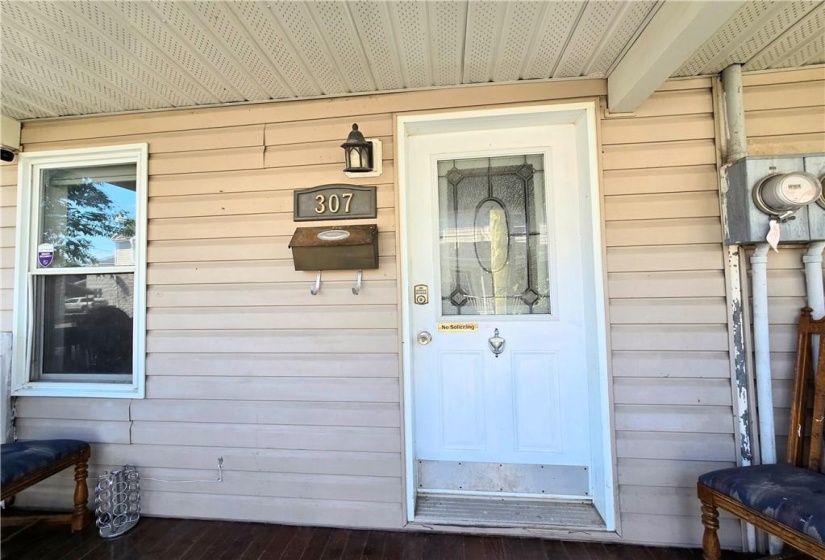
[726,246,753,466]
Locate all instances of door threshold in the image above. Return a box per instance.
[414,493,606,530]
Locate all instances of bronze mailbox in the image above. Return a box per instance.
[288,224,378,271]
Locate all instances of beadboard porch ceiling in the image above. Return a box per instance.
[0,0,823,121]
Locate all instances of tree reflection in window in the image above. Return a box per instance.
[32,164,137,379]
[39,166,136,268]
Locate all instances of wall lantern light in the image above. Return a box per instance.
[342,124,371,172]
[341,123,382,178]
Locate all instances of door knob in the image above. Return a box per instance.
[488,328,505,357]
[417,331,432,345]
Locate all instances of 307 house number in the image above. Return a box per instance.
[294,184,377,222]
[315,193,353,214]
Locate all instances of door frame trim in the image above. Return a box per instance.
[396,102,615,530]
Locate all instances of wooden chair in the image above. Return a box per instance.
[1,439,92,533]
[697,307,825,560]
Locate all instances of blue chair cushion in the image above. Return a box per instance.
[1,439,90,487]
[699,463,825,542]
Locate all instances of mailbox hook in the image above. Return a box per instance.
[352,269,363,295]
[311,271,322,296]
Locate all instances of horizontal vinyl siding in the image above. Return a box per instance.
[20,80,605,143]
[20,486,403,529]
[742,68,825,459]
[12,79,610,531]
[0,165,16,332]
[14,109,403,527]
[743,67,825,156]
[602,80,740,548]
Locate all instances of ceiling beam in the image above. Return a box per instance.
[607,0,745,113]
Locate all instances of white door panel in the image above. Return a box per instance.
[512,351,562,453]
[438,351,486,450]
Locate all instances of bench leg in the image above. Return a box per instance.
[71,458,90,532]
[700,498,722,560]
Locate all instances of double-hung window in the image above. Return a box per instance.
[13,145,147,398]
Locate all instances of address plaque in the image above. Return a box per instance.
[294,184,377,222]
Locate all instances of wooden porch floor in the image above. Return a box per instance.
[0,516,764,560]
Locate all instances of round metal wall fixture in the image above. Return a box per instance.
[752,171,822,217]
[817,174,825,210]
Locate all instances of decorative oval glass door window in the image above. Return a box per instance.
[438,154,550,316]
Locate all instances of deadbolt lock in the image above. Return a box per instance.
[414,284,429,305]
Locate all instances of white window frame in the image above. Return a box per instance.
[12,144,148,398]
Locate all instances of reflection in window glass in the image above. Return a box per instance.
[33,273,134,378]
[39,164,137,268]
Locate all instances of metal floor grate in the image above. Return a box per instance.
[414,493,607,529]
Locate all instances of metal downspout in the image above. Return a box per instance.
[722,65,747,164]
[750,244,776,464]
[804,242,825,320]
[751,242,786,555]
[803,243,825,402]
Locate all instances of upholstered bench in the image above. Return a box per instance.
[697,308,825,559]
[1,439,92,532]
[698,464,824,551]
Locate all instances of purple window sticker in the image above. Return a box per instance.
[37,243,54,268]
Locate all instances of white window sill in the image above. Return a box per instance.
[11,381,144,399]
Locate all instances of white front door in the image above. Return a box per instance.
[405,115,602,505]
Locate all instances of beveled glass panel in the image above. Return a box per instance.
[438,155,550,315]
[33,273,134,377]
[39,164,137,268]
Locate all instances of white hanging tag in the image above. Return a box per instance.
[766,219,781,252]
